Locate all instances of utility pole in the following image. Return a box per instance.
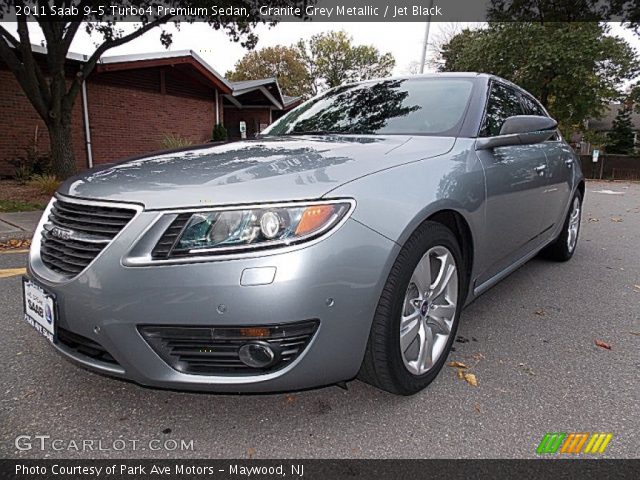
[418,0,434,74]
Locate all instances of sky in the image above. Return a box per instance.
[3,21,639,78]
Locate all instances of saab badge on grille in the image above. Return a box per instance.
[50,226,73,241]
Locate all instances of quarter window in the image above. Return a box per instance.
[521,94,547,117]
[480,83,524,137]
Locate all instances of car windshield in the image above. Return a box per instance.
[262,77,474,137]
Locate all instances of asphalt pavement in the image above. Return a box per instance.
[0,181,638,459]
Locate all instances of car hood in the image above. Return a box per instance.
[59,135,455,209]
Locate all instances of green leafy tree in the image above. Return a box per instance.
[439,22,638,133]
[226,46,313,98]
[606,106,636,154]
[0,1,309,179]
[296,30,395,95]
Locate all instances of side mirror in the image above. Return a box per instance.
[476,115,558,150]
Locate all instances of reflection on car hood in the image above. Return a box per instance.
[59,135,455,209]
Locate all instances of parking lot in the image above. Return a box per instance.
[1,180,638,459]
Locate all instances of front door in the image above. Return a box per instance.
[476,82,548,284]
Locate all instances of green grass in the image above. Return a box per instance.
[0,199,46,213]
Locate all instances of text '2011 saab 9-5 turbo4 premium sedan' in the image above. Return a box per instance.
[24,73,583,395]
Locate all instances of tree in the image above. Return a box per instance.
[439,22,639,132]
[0,1,308,179]
[606,106,636,154]
[296,30,395,95]
[226,46,313,98]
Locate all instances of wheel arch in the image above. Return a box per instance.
[426,209,474,295]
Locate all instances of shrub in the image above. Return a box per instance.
[9,126,52,183]
[161,133,193,149]
[211,123,228,142]
[28,174,60,196]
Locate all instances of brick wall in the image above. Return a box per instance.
[0,69,86,176]
[0,65,224,177]
[87,69,219,165]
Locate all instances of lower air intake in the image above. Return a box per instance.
[138,320,318,375]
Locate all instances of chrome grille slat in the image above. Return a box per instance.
[39,198,137,278]
[50,207,130,228]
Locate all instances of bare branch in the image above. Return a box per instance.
[0,24,20,48]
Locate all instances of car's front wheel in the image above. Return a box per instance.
[541,190,583,262]
[359,221,465,395]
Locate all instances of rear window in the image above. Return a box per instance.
[263,78,474,137]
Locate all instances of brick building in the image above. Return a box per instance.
[0,47,301,177]
[223,79,302,140]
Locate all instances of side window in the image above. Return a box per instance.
[521,94,546,117]
[480,83,524,137]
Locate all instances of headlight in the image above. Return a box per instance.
[152,200,354,258]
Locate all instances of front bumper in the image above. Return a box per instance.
[27,206,399,393]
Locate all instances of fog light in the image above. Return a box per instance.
[238,341,276,368]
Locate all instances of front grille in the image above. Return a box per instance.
[57,327,119,365]
[139,321,318,375]
[40,198,136,276]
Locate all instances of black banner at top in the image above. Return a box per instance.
[0,0,639,22]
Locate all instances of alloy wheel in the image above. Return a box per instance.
[567,197,581,252]
[400,246,458,375]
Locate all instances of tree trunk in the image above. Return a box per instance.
[47,122,77,179]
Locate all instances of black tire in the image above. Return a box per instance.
[358,221,466,395]
[541,190,583,262]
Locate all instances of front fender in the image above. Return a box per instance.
[325,138,486,277]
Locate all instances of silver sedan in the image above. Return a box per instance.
[24,73,583,395]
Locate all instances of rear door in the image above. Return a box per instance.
[520,93,573,236]
[476,81,548,284]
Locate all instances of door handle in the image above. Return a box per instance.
[564,158,574,167]
[534,165,546,175]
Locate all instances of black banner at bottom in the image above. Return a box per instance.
[1,459,638,480]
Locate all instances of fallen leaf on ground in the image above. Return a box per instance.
[629,332,640,336]
[448,361,468,369]
[633,285,640,292]
[247,447,256,459]
[473,353,486,362]
[284,394,297,404]
[518,364,535,375]
[463,373,478,387]
[456,369,465,380]
[588,217,599,223]
[534,308,546,316]
[0,239,31,250]
[474,404,481,413]
[610,217,623,222]
[594,340,612,350]
[22,390,36,399]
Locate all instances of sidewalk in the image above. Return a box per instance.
[0,211,43,241]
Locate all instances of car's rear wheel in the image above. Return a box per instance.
[359,221,465,395]
[541,191,582,262]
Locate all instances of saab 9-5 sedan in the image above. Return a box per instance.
[25,73,583,395]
